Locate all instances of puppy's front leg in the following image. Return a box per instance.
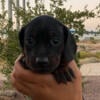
[19,56,30,70]
[52,67,75,84]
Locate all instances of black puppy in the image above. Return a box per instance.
[19,15,77,83]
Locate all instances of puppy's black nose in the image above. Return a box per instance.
[36,57,49,64]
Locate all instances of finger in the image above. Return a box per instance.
[66,60,82,78]
[11,73,48,97]
[11,73,31,96]
[15,54,23,64]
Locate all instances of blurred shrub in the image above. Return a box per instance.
[90,37,96,44]
[79,51,93,59]
[95,52,100,59]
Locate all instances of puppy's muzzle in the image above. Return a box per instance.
[36,57,49,65]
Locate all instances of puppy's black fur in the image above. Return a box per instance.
[19,15,77,83]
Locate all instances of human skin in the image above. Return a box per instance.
[11,55,83,100]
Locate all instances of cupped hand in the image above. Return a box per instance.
[11,55,82,100]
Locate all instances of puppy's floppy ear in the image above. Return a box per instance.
[63,25,77,62]
[18,26,26,49]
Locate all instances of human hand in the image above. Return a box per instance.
[11,55,82,100]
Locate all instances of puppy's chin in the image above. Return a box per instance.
[33,67,55,74]
[28,63,59,74]
[21,56,60,74]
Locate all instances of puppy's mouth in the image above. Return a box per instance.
[28,63,58,74]
[21,56,60,74]
[33,65,56,74]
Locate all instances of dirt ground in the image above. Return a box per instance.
[83,76,100,100]
[77,42,100,53]
[78,41,100,100]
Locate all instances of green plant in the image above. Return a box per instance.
[0,0,96,78]
[90,37,96,44]
[79,51,92,59]
[75,52,81,68]
[95,52,100,58]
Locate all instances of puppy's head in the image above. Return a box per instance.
[19,15,77,73]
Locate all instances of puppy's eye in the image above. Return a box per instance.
[50,39,60,46]
[28,39,33,44]
[26,38,35,46]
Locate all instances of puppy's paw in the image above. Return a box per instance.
[19,56,29,70]
[52,67,75,84]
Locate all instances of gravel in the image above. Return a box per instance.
[83,76,100,100]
